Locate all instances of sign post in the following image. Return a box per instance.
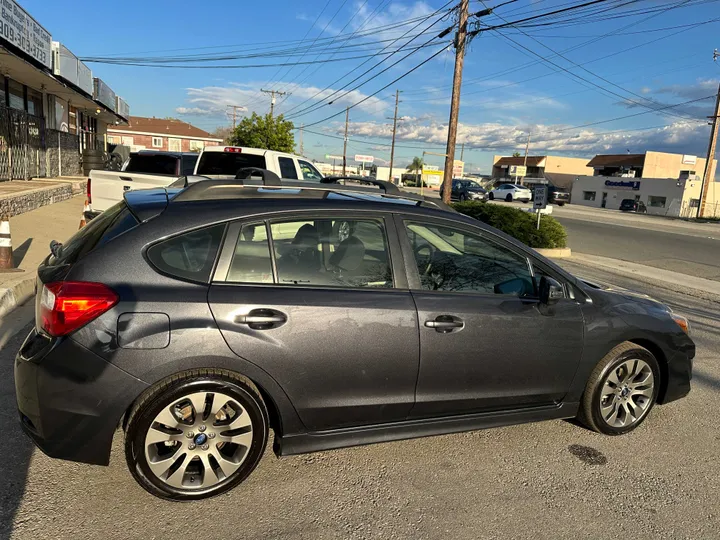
[533,185,547,230]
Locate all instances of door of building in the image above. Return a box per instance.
[601,192,608,208]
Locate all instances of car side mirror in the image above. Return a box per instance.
[539,275,564,305]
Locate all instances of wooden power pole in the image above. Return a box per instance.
[388,90,401,184]
[227,105,245,129]
[699,83,720,218]
[460,142,465,161]
[260,89,289,118]
[520,132,531,185]
[442,0,469,204]
[299,124,304,155]
[342,107,349,176]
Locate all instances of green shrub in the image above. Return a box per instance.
[451,201,567,249]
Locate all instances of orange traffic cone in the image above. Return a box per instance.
[79,199,90,229]
[0,215,23,273]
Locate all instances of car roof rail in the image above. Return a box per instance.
[321,176,401,195]
[234,167,282,185]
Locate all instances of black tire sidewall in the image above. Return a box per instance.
[506,194,512,202]
[459,193,467,202]
[590,349,660,435]
[489,193,494,200]
[126,377,268,501]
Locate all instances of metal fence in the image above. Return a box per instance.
[0,106,50,180]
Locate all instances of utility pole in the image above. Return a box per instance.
[299,124,304,155]
[698,83,720,218]
[460,142,465,161]
[441,0,469,204]
[260,89,289,118]
[520,132,531,185]
[342,107,349,176]
[388,90,402,185]
[227,105,245,129]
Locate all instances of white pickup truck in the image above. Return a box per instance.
[89,147,324,213]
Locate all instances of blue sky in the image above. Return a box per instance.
[23,0,720,173]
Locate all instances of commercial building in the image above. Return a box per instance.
[587,151,711,179]
[491,155,593,180]
[0,0,128,180]
[107,117,222,153]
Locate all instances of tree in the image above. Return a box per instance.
[406,156,424,175]
[211,126,234,143]
[512,151,521,158]
[228,113,295,152]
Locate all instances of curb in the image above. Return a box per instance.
[536,247,572,258]
[0,275,35,320]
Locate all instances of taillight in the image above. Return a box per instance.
[39,282,118,337]
[87,178,92,204]
[224,147,242,153]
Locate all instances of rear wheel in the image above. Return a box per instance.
[125,369,269,501]
[488,192,494,200]
[577,342,660,435]
[505,194,513,202]
[459,193,468,202]
[557,202,565,207]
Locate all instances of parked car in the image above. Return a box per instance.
[440,178,488,202]
[88,151,199,213]
[548,185,570,206]
[16,171,694,501]
[489,183,532,203]
[88,147,324,216]
[620,199,647,213]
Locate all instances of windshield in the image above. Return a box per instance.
[195,152,266,176]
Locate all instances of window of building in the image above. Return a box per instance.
[7,78,24,110]
[648,196,667,208]
[583,191,596,201]
[689,198,700,208]
[121,136,134,146]
[168,138,181,152]
[189,140,204,152]
[152,137,163,148]
[107,136,120,144]
[278,157,298,179]
[404,221,534,296]
[27,88,43,117]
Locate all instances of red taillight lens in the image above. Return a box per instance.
[224,147,242,153]
[40,282,119,337]
[87,178,92,204]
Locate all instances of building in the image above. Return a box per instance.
[0,0,128,180]
[587,151,710,180]
[107,117,222,153]
[570,151,719,217]
[492,155,593,180]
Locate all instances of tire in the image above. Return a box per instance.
[557,202,565,207]
[489,192,494,200]
[125,369,269,501]
[505,194,513,202]
[459,193,468,202]
[577,342,660,436]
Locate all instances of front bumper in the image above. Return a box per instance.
[14,328,148,465]
[659,341,695,404]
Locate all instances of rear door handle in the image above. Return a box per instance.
[425,315,464,333]
[235,309,287,330]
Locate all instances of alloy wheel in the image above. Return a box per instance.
[143,391,254,490]
[599,359,655,428]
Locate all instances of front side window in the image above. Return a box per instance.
[278,157,298,179]
[299,160,323,182]
[405,221,534,296]
[147,224,225,283]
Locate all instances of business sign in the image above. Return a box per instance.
[509,165,527,177]
[453,160,464,177]
[0,0,52,68]
[116,97,130,119]
[354,154,374,163]
[534,185,547,209]
[423,165,439,171]
[76,60,93,95]
[605,179,641,190]
[325,154,344,161]
[682,155,697,165]
[93,78,116,112]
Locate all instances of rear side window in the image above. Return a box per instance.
[195,152,266,176]
[147,224,225,283]
[124,154,179,175]
[49,202,138,266]
[278,157,298,179]
[181,155,198,175]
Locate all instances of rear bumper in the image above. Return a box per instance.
[14,328,148,465]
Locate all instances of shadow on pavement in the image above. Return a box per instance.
[692,369,720,391]
[0,324,33,539]
[11,238,32,268]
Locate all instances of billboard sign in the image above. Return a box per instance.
[325,154,344,161]
[0,0,52,69]
[354,154,374,163]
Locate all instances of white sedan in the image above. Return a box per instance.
[489,183,532,203]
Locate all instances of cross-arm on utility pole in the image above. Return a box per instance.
[261,89,289,118]
[388,90,402,185]
[698,82,720,218]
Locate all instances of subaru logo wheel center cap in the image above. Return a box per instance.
[194,433,208,446]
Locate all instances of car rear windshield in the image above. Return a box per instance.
[48,202,138,266]
[125,154,179,175]
[195,152,266,176]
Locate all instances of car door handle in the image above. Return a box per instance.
[234,309,287,330]
[425,316,464,333]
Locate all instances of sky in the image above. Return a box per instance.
[23,0,720,174]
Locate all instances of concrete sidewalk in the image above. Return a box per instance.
[0,196,85,318]
[0,176,87,218]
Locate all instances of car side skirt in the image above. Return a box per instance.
[275,401,579,456]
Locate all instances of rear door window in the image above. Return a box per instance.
[147,224,225,283]
[181,155,198,175]
[278,157,299,179]
[195,152,266,176]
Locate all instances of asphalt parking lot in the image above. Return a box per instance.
[1,264,719,540]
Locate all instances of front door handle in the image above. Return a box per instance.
[425,315,464,333]
[235,309,287,330]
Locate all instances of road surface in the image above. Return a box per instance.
[1,265,719,540]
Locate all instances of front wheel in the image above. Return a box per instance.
[459,193,468,202]
[577,342,660,435]
[125,369,269,501]
[505,194,513,202]
[488,192,494,200]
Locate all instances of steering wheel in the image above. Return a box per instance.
[413,243,435,275]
